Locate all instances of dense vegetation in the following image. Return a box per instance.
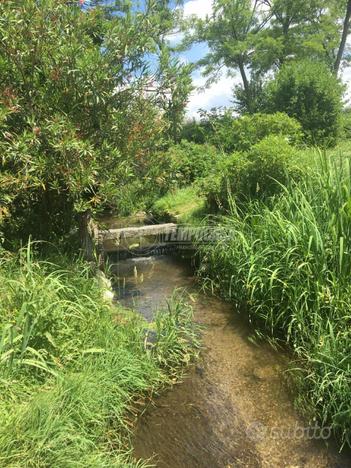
[196,148,351,448]
[0,2,199,465]
[0,0,193,243]
[2,0,351,462]
[151,38,351,449]
[0,244,199,466]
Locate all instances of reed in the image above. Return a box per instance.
[197,150,351,448]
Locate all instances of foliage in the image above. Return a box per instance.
[0,244,199,466]
[197,149,351,448]
[235,135,300,198]
[340,108,351,140]
[201,135,300,211]
[265,61,344,146]
[261,0,342,70]
[0,0,186,243]
[205,111,303,153]
[163,140,222,186]
[181,119,207,144]
[189,0,268,113]
[157,46,194,143]
[185,0,348,113]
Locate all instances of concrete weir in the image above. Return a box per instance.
[98,223,178,254]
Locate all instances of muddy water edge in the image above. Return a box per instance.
[110,254,349,468]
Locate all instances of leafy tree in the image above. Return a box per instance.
[187,0,349,113]
[157,46,194,143]
[0,0,187,243]
[257,1,338,67]
[265,60,343,146]
[190,0,269,114]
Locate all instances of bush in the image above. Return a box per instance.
[181,119,207,144]
[202,135,300,211]
[164,141,221,186]
[340,109,351,140]
[265,61,343,147]
[207,112,303,153]
[0,2,186,243]
[181,108,235,147]
[238,135,300,199]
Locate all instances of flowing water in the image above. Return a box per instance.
[111,254,349,468]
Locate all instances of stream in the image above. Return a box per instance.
[111,254,349,468]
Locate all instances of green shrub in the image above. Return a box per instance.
[0,1,188,242]
[265,61,343,147]
[182,108,235,147]
[164,141,221,186]
[181,119,207,144]
[142,149,182,205]
[239,135,300,198]
[202,135,300,211]
[208,112,303,153]
[340,109,351,140]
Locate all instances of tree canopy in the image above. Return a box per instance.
[186,0,350,113]
[0,0,192,241]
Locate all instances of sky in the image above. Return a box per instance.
[177,0,351,119]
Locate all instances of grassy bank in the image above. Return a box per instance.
[196,149,351,448]
[152,186,206,224]
[0,245,199,466]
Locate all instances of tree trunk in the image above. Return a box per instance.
[78,211,98,262]
[334,0,351,74]
[238,57,253,113]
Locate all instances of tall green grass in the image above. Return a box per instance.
[197,150,351,448]
[0,245,199,466]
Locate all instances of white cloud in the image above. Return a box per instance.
[164,30,184,45]
[165,0,213,44]
[183,0,213,20]
[180,1,235,118]
[186,70,240,118]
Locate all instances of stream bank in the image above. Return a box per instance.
[111,254,349,467]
